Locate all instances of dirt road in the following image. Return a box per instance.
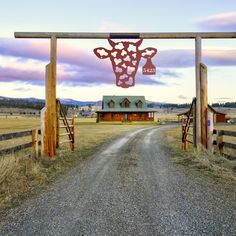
[0,126,235,235]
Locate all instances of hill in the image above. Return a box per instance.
[0,96,236,110]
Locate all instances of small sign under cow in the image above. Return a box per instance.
[94,39,157,88]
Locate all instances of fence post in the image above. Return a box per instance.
[70,117,75,151]
[192,99,196,147]
[32,129,39,159]
[40,107,47,157]
[56,100,60,148]
[217,130,224,155]
[207,109,214,151]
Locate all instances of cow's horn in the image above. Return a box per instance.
[108,39,116,47]
[134,39,143,47]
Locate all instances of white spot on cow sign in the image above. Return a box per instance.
[125,77,134,85]
[127,66,135,75]
[128,44,136,52]
[111,51,117,57]
[114,58,122,65]
[124,55,131,62]
[115,67,122,73]
[121,63,127,68]
[121,50,127,56]
[115,43,124,50]
[120,74,128,80]
[97,49,108,57]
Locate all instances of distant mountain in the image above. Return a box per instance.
[60,98,100,106]
[146,100,163,108]
[0,96,101,108]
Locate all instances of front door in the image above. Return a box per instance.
[124,113,128,121]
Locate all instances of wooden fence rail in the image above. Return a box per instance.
[213,129,236,160]
[0,129,41,157]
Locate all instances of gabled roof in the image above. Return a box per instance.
[120,97,131,104]
[208,105,226,115]
[98,95,155,112]
[177,104,226,116]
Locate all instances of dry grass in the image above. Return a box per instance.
[0,118,152,211]
[0,116,39,134]
[75,117,96,123]
[165,126,236,181]
[0,116,40,150]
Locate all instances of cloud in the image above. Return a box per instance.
[196,12,236,31]
[178,95,188,100]
[13,87,32,92]
[0,65,44,85]
[0,63,164,87]
[0,38,235,87]
[156,49,236,68]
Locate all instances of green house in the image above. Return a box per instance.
[96,95,155,122]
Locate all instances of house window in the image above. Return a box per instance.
[136,100,143,108]
[121,98,131,108]
[108,100,115,108]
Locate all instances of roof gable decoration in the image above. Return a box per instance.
[120,98,131,108]
[108,99,115,108]
[136,100,143,108]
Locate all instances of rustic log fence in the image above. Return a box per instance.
[0,129,41,157]
[213,129,236,160]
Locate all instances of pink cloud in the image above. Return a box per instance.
[196,12,236,31]
[0,64,164,87]
[0,38,235,87]
[156,49,236,68]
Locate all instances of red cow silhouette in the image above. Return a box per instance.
[94,39,157,88]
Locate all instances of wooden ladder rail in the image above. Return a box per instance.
[56,99,74,151]
[182,98,196,150]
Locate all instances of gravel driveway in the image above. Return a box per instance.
[0,126,235,235]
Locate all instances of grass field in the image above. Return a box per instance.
[0,116,154,211]
[165,124,236,181]
[1,115,235,211]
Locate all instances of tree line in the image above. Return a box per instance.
[0,98,69,112]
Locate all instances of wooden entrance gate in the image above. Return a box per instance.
[14,32,236,157]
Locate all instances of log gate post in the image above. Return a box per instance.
[41,36,57,158]
[195,37,202,148]
[200,63,208,148]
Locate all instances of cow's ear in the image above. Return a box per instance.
[141,47,157,58]
[94,47,110,59]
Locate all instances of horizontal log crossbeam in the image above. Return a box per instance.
[15,32,236,39]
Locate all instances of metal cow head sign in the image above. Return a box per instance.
[94,39,157,88]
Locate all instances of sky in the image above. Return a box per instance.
[0,0,236,103]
